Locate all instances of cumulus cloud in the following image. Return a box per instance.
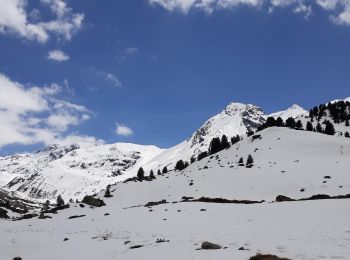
[0,73,102,148]
[47,50,70,62]
[116,123,133,137]
[149,0,350,26]
[0,0,84,43]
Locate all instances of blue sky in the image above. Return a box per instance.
[1,0,350,154]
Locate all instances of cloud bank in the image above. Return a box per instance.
[149,0,350,26]
[0,73,102,148]
[0,0,84,43]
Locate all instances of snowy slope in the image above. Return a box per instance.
[141,102,266,172]
[1,127,350,260]
[268,104,308,120]
[0,142,164,201]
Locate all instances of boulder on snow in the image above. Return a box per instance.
[249,253,290,260]
[201,241,222,250]
[82,196,106,207]
[275,195,294,202]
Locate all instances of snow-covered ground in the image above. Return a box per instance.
[1,127,350,260]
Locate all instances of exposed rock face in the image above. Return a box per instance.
[276,195,294,202]
[0,207,9,219]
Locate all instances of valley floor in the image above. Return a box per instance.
[1,199,350,260]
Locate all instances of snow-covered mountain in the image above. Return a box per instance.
[141,102,266,172]
[268,104,308,120]
[1,127,350,260]
[0,143,164,201]
[1,99,349,203]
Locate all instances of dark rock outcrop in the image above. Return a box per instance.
[82,196,106,207]
[201,241,222,250]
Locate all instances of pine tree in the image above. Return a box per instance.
[246,154,254,168]
[56,195,65,208]
[221,135,230,150]
[345,131,350,138]
[42,200,50,211]
[238,157,244,166]
[175,160,186,171]
[316,123,323,133]
[346,119,350,127]
[157,169,161,175]
[137,167,145,179]
[295,120,303,130]
[197,151,208,161]
[265,117,277,127]
[209,137,221,155]
[162,166,168,174]
[285,117,296,129]
[324,120,335,135]
[190,156,196,164]
[306,121,313,131]
[149,170,155,179]
[231,135,240,145]
[104,185,112,197]
[276,117,284,127]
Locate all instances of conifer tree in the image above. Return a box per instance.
[162,166,168,174]
[238,157,244,166]
[246,154,254,168]
[324,120,335,135]
[316,123,323,133]
[306,121,313,131]
[345,131,350,138]
[276,117,284,127]
[231,135,240,145]
[295,120,303,130]
[42,200,50,211]
[149,170,155,179]
[285,117,296,129]
[209,137,221,155]
[56,195,65,208]
[175,160,186,171]
[137,167,145,179]
[104,185,112,197]
[197,151,208,161]
[157,169,161,175]
[221,135,230,150]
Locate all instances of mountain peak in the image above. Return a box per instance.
[268,104,307,120]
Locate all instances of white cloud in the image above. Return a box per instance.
[47,50,70,62]
[116,123,133,137]
[0,73,101,148]
[125,47,140,55]
[105,73,122,87]
[0,0,84,43]
[149,0,350,26]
